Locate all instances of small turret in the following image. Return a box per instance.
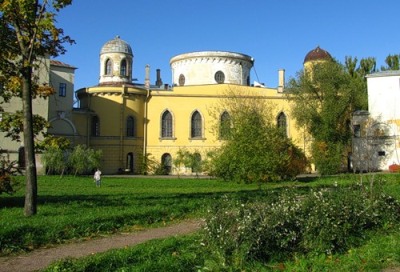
[99,36,134,85]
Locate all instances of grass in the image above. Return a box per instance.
[43,230,400,272]
[0,175,261,255]
[2,173,400,271]
[43,234,206,272]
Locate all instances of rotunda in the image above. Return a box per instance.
[170,51,254,86]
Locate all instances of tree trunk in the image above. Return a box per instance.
[22,67,38,216]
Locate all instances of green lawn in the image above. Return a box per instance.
[2,173,400,271]
[0,175,261,255]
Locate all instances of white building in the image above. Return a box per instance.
[352,71,400,172]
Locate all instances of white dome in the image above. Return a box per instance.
[101,36,133,56]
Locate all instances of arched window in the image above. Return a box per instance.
[91,115,100,136]
[192,152,202,174]
[161,153,172,175]
[161,110,173,138]
[126,152,134,172]
[277,112,287,137]
[191,111,202,138]
[179,74,185,86]
[105,59,112,75]
[120,59,127,76]
[126,116,135,137]
[214,71,225,84]
[219,111,231,139]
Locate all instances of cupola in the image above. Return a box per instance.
[304,46,332,64]
[99,36,134,85]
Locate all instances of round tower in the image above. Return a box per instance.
[99,36,133,85]
[170,51,254,86]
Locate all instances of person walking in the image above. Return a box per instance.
[94,169,102,187]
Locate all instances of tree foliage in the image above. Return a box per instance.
[41,146,66,175]
[381,54,400,71]
[137,153,162,175]
[0,155,22,194]
[0,110,49,143]
[42,145,102,176]
[174,148,203,177]
[210,90,307,183]
[0,0,74,216]
[287,59,368,174]
[68,145,102,176]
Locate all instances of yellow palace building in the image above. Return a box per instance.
[69,37,330,174]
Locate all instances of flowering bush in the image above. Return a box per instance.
[202,179,400,269]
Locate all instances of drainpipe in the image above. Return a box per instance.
[120,85,127,169]
[86,88,90,147]
[143,65,150,165]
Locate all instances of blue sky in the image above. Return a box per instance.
[55,0,400,91]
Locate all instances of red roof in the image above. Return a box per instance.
[304,46,332,64]
[50,60,77,69]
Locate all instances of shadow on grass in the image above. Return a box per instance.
[0,189,270,209]
[295,174,320,183]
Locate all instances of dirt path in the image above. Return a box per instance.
[0,219,203,272]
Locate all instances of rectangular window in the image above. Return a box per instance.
[353,125,361,138]
[59,83,67,97]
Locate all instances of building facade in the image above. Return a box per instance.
[2,36,333,175]
[0,59,76,172]
[71,36,323,174]
[352,71,400,172]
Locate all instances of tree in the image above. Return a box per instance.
[0,0,74,216]
[41,146,67,175]
[174,148,191,177]
[68,145,102,176]
[0,110,49,145]
[287,59,367,174]
[381,54,400,71]
[137,153,160,175]
[174,148,203,177]
[210,90,307,183]
[42,145,102,176]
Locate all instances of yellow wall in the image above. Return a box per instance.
[73,86,147,173]
[147,84,304,166]
[78,83,306,174]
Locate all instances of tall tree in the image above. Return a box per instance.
[381,54,400,71]
[287,59,367,174]
[0,0,73,216]
[209,90,307,183]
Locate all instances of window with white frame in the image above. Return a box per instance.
[161,110,173,138]
[191,111,202,138]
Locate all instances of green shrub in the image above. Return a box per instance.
[202,178,400,269]
[0,157,21,195]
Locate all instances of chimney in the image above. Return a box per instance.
[155,69,163,87]
[145,65,150,90]
[278,69,285,93]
